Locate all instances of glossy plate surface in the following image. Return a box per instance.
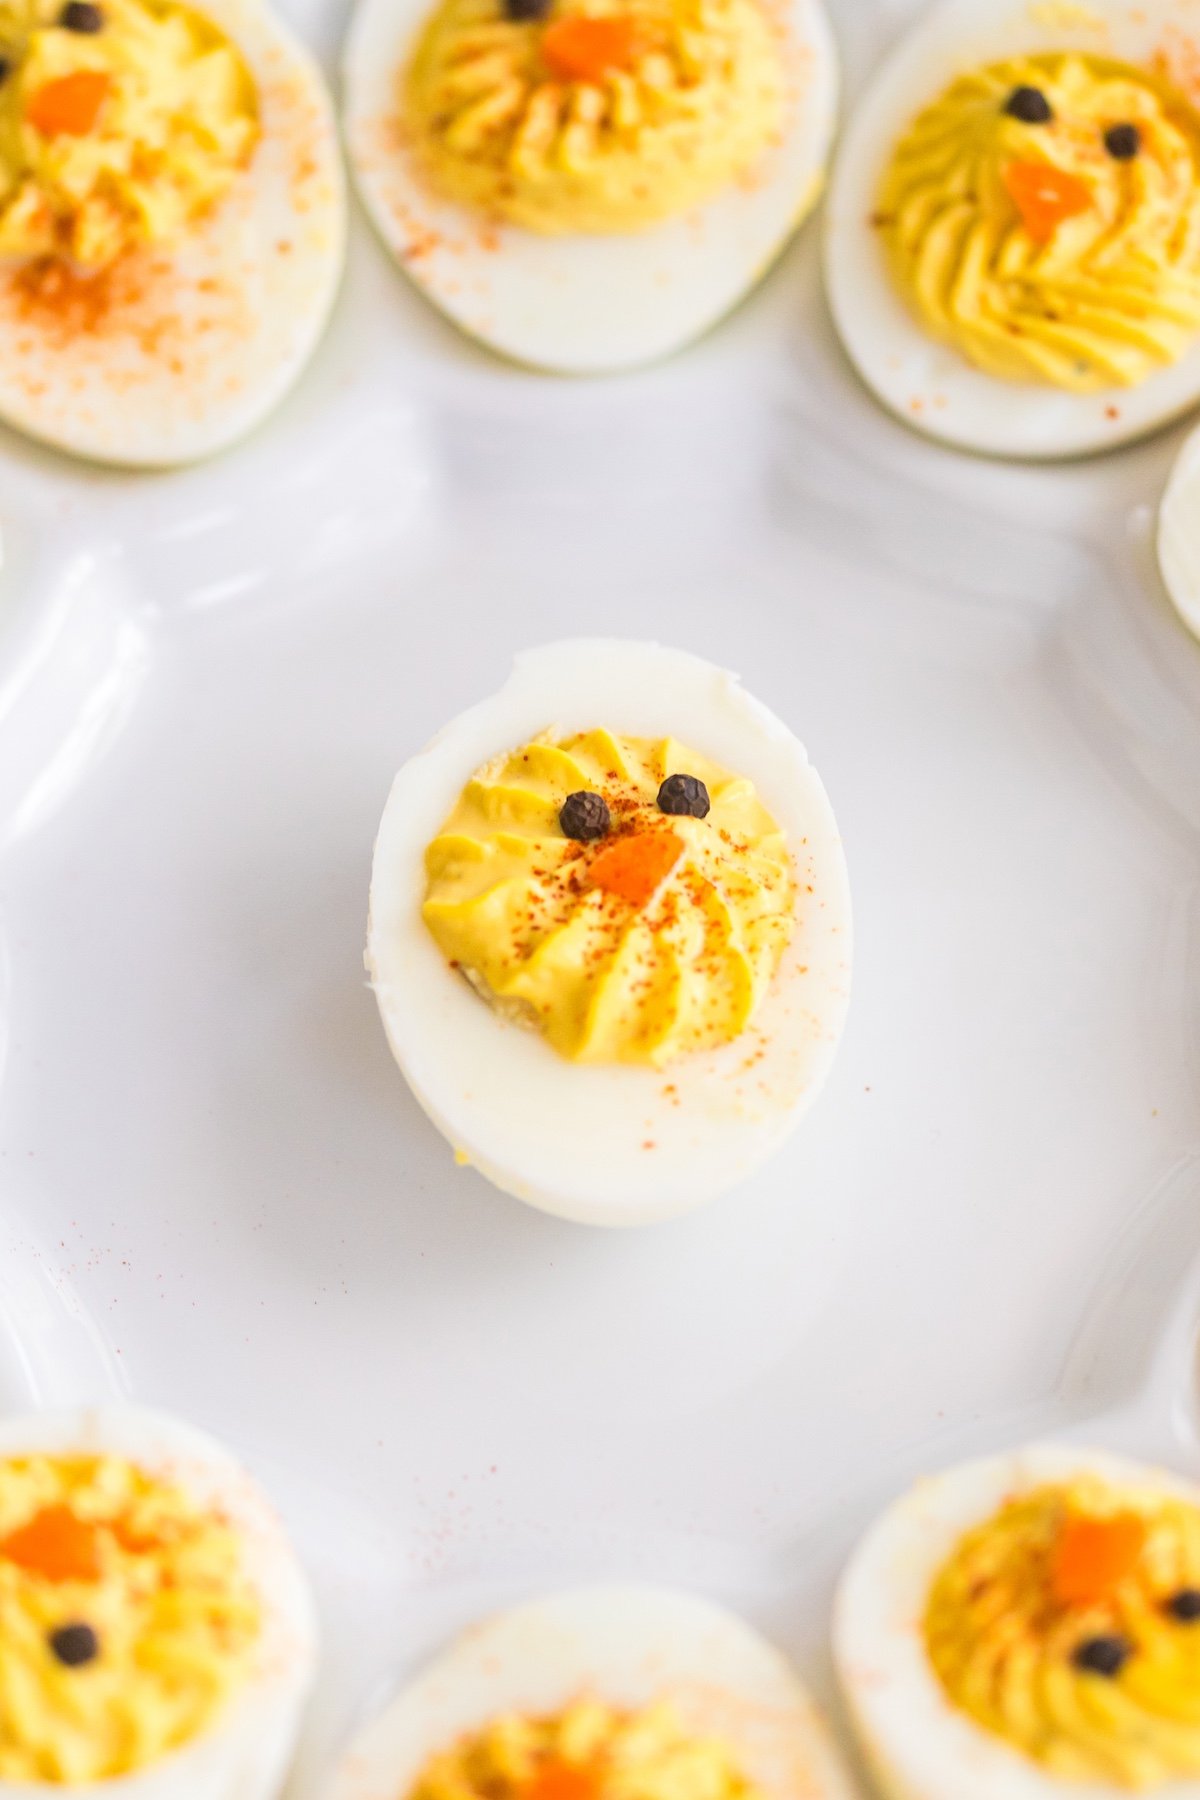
[2,0,1200,1791]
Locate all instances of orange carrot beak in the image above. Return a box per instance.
[540,15,641,81]
[1003,159,1092,243]
[1052,1512,1146,1607]
[589,829,682,906]
[26,70,111,137]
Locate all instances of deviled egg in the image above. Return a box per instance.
[366,639,851,1226]
[0,1401,316,1794]
[824,0,1200,457]
[1159,420,1200,641]
[323,1586,859,1800]
[0,0,344,465]
[835,1443,1200,1798]
[341,0,837,370]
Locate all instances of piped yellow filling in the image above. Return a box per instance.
[403,0,782,233]
[422,729,794,1066]
[0,1453,261,1783]
[926,1478,1200,1788]
[877,53,1200,390]
[0,0,258,270]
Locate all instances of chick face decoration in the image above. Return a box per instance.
[401,0,784,236]
[0,0,343,464]
[421,728,795,1068]
[877,53,1200,393]
[0,1404,316,1798]
[824,0,1200,457]
[0,1453,260,1783]
[835,1446,1200,1800]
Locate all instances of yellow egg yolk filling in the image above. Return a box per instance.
[402,0,783,234]
[925,1477,1200,1788]
[0,1453,261,1784]
[0,0,258,271]
[408,1698,764,1800]
[877,53,1200,390]
[422,729,794,1067]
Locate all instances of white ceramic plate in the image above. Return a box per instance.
[3,0,1200,1793]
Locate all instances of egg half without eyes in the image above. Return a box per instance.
[834,1443,1200,1800]
[366,639,852,1227]
[824,0,1200,458]
[322,1586,861,1800]
[0,0,345,465]
[0,1401,317,1797]
[341,0,837,372]
[1159,419,1200,641]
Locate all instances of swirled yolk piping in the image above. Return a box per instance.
[0,0,259,271]
[925,1477,1200,1788]
[421,729,795,1066]
[0,1453,261,1783]
[401,0,783,234]
[406,1698,764,1800]
[876,53,1200,390]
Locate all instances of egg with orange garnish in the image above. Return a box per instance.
[0,0,344,465]
[824,0,1200,458]
[322,1587,860,1800]
[341,0,837,369]
[834,1444,1200,1800]
[0,1401,315,1796]
[366,639,852,1226]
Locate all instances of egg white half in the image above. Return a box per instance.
[0,1401,318,1800]
[824,0,1200,460]
[366,639,852,1226]
[324,1585,860,1800]
[0,0,345,467]
[341,0,836,372]
[1159,422,1200,639]
[833,1443,1200,1800]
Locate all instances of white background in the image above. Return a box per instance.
[3,0,1200,1788]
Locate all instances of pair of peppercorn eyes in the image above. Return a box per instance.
[558,772,712,844]
[1072,1586,1200,1681]
[1004,81,1143,160]
[0,1,104,84]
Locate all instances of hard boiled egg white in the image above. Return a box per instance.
[366,639,852,1227]
[323,1585,860,1800]
[824,0,1200,459]
[833,1442,1200,1800]
[0,1401,317,1800]
[341,0,837,372]
[0,0,345,467]
[1159,420,1200,639]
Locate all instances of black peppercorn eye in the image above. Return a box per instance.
[1104,122,1141,160]
[1166,1588,1200,1622]
[1073,1634,1133,1677]
[1004,85,1054,124]
[656,773,711,819]
[559,790,610,842]
[60,1,104,28]
[48,1623,100,1668]
[503,0,551,19]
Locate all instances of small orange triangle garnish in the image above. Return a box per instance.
[1003,160,1092,242]
[541,15,640,81]
[1052,1512,1146,1607]
[0,1505,102,1583]
[590,829,682,906]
